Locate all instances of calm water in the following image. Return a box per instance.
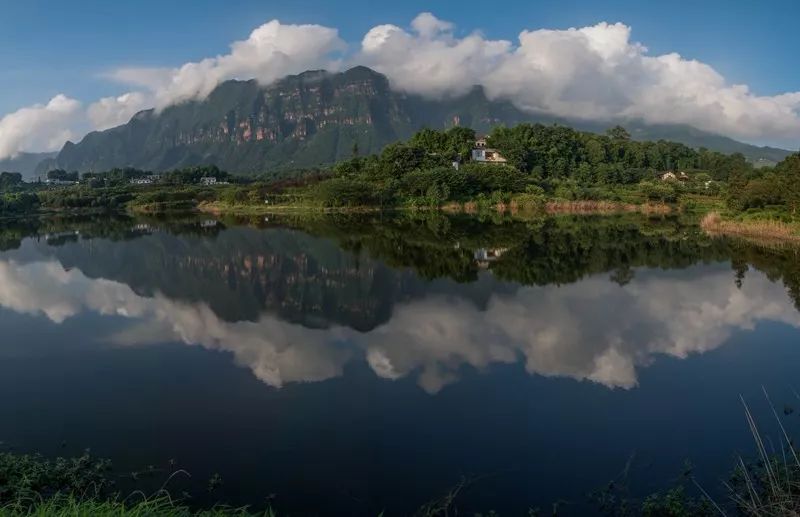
[1,213,800,515]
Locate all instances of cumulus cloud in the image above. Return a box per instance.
[0,20,345,156]
[360,271,800,392]
[109,20,346,109]
[0,95,82,160]
[1,257,798,393]
[87,91,152,131]
[3,13,800,164]
[359,14,800,142]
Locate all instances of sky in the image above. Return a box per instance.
[1,0,799,158]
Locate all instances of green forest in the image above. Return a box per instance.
[2,123,799,232]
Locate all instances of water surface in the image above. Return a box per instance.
[1,213,799,515]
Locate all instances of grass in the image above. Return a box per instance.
[543,200,673,215]
[0,494,276,516]
[725,389,800,516]
[701,211,800,246]
[3,398,800,517]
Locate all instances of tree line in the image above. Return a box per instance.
[726,153,800,214]
[301,124,746,207]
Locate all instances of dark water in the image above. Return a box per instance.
[1,213,800,515]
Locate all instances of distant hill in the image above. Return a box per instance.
[623,123,792,167]
[39,66,793,175]
[1,151,58,180]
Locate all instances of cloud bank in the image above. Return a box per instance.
[1,258,798,393]
[108,20,345,110]
[2,13,800,160]
[0,95,82,159]
[358,15,800,141]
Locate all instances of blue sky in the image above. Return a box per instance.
[2,0,798,113]
[1,0,799,152]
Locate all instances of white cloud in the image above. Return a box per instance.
[1,257,798,394]
[0,20,345,157]
[109,20,346,109]
[87,91,152,131]
[0,95,82,160]
[3,13,800,158]
[360,15,511,99]
[358,14,800,142]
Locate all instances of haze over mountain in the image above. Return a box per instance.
[37,67,792,175]
[0,151,57,180]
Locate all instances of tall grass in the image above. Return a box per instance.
[724,389,800,516]
[4,389,800,516]
[701,212,800,245]
[0,494,276,516]
[544,200,672,215]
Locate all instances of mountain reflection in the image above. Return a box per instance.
[2,212,799,392]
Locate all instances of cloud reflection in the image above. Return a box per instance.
[1,259,798,393]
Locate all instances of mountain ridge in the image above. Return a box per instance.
[37,66,793,175]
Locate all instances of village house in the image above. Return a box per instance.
[199,177,228,186]
[471,137,508,164]
[129,174,161,185]
[473,247,509,268]
[660,171,690,182]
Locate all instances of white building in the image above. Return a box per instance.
[471,137,508,164]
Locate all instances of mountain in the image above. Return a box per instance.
[40,66,793,175]
[1,151,58,180]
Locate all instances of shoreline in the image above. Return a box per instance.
[197,198,675,218]
[701,211,800,246]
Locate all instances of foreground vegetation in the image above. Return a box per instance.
[3,392,799,517]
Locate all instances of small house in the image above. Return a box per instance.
[471,137,508,164]
[660,171,690,182]
[473,247,509,268]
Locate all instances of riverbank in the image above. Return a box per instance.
[198,197,675,219]
[701,211,800,246]
[1,438,796,517]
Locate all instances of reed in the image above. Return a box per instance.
[701,211,800,245]
[545,200,672,214]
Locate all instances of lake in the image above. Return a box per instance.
[1,212,799,515]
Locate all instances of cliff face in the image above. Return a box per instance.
[40,66,533,175]
[39,66,792,175]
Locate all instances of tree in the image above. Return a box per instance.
[0,172,23,189]
[379,143,429,176]
[777,153,800,214]
[585,139,606,166]
[606,125,631,141]
[46,169,79,182]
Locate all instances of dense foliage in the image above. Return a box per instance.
[2,124,795,221]
[298,124,737,207]
[488,124,746,181]
[727,152,800,215]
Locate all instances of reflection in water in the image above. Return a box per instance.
[2,251,798,392]
[3,213,800,515]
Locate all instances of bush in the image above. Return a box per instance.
[397,167,476,201]
[312,178,384,207]
[640,181,680,203]
[461,163,527,193]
